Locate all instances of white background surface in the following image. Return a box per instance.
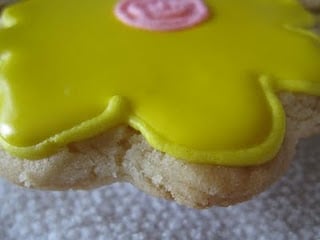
[0,136,319,240]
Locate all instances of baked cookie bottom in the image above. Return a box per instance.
[0,93,319,208]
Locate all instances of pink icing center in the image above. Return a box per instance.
[114,0,209,31]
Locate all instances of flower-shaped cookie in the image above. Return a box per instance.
[0,0,319,165]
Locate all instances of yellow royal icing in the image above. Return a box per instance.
[0,0,319,166]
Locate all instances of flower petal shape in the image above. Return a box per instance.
[0,0,319,166]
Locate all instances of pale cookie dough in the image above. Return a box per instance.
[0,93,319,208]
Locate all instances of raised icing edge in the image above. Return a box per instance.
[0,75,286,166]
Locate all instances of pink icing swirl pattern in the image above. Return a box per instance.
[114,0,209,31]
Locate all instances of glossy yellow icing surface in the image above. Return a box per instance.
[0,0,319,165]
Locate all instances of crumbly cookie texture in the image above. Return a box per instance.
[0,93,319,208]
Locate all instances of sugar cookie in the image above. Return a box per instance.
[0,0,319,208]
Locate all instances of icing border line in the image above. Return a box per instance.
[129,75,286,166]
[0,76,286,166]
[0,76,285,166]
